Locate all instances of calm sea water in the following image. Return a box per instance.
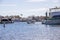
[0,22,60,40]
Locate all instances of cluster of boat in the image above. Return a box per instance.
[0,18,36,24]
[1,7,60,25]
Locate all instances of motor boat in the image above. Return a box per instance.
[0,18,14,24]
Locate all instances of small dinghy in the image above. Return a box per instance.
[27,20,36,24]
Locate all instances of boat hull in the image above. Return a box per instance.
[42,19,60,25]
[0,21,14,24]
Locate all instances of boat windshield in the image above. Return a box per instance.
[1,19,8,21]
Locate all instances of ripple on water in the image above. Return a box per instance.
[0,22,60,40]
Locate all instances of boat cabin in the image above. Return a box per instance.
[49,7,60,18]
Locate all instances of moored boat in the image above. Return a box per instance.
[0,18,14,24]
[42,7,60,25]
[27,20,36,24]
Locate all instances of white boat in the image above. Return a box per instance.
[42,7,60,25]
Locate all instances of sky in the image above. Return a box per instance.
[0,0,60,17]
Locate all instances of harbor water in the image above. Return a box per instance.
[0,22,60,40]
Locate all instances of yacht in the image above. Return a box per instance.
[42,7,60,25]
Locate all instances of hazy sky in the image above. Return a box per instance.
[0,0,60,17]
